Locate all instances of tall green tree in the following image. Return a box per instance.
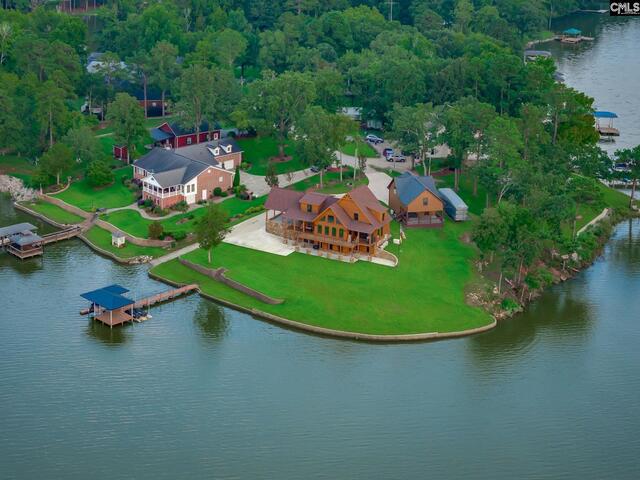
[175,65,239,135]
[615,146,640,208]
[196,203,231,264]
[61,125,102,165]
[106,93,146,164]
[239,71,316,159]
[148,41,180,118]
[35,80,68,148]
[38,142,72,186]
[388,103,443,175]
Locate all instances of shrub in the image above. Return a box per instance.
[148,221,163,239]
[245,205,265,215]
[213,187,223,196]
[221,191,228,197]
[172,230,187,241]
[240,162,250,171]
[233,166,241,188]
[171,200,189,212]
[86,160,114,187]
[500,298,520,312]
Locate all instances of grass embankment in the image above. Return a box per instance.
[236,136,304,175]
[151,222,493,335]
[0,155,36,184]
[53,167,137,211]
[22,200,85,224]
[83,226,166,259]
[101,195,268,238]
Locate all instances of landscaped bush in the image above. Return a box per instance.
[86,160,115,187]
[240,162,250,171]
[220,191,228,197]
[142,199,153,208]
[171,200,189,212]
[148,221,163,239]
[171,231,187,241]
[213,187,222,196]
[152,205,168,216]
[245,205,265,215]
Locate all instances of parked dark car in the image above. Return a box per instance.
[310,165,321,173]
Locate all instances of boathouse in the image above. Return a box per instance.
[0,223,43,259]
[80,284,135,327]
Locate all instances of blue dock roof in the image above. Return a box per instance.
[80,284,134,310]
[593,111,618,119]
[563,28,581,35]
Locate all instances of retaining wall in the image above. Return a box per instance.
[178,258,284,305]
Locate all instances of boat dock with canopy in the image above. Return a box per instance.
[594,111,620,140]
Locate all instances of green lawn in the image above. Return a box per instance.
[289,169,366,193]
[101,195,268,239]
[436,173,488,216]
[151,222,493,335]
[22,200,85,224]
[236,136,305,175]
[0,155,37,184]
[53,167,137,211]
[340,140,378,158]
[83,226,166,259]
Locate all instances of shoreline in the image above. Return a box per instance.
[9,189,637,343]
[148,270,498,342]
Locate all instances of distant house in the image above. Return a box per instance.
[388,172,444,228]
[150,121,221,149]
[113,145,128,161]
[265,185,391,256]
[130,86,169,118]
[133,146,236,208]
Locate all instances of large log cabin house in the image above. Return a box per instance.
[265,186,391,257]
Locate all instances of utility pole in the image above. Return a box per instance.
[387,0,396,21]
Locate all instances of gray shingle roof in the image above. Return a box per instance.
[134,148,210,188]
[392,172,441,206]
[0,222,37,238]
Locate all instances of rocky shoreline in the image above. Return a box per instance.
[0,175,37,202]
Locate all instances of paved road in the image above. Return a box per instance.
[365,171,393,204]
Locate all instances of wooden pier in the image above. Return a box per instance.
[133,284,200,309]
[80,284,199,327]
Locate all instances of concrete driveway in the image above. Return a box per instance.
[224,214,295,256]
[241,168,314,197]
[365,171,392,204]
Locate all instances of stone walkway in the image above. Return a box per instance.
[364,170,393,203]
[149,242,201,267]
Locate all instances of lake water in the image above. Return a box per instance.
[2,14,640,480]
[548,13,640,154]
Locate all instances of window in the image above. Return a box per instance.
[354,213,359,221]
[423,197,429,206]
[324,226,329,235]
[339,228,344,237]
[332,227,336,236]
[219,176,223,182]
[328,215,334,223]
[317,225,322,233]
[306,204,312,213]
[321,216,326,222]
[186,137,193,145]
[382,213,385,221]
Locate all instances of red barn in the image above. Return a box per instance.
[150,122,220,149]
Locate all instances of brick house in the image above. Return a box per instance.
[133,144,242,209]
[265,186,391,256]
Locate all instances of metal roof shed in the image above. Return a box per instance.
[438,188,469,222]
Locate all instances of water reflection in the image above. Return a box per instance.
[468,286,594,365]
[0,255,44,275]
[194,301,228,342]
[85,319,130,346]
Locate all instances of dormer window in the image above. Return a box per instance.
[328,215,334,223]
[354,213,359,221]
[213,147,220,156]
[306,204,312,213]
[423,197,429,206]
[224,144,232,153]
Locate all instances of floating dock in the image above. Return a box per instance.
[80,283,199,327]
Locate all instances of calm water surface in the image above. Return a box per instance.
[2,15,640,480]
[549,13,640,153]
